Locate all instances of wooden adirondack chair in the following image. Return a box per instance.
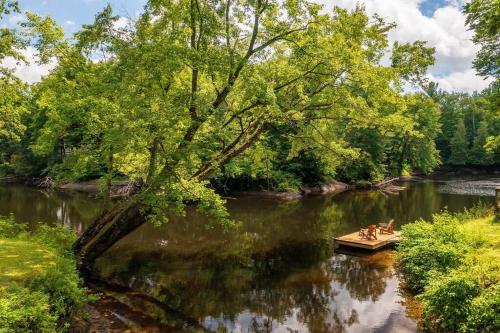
[359,224,377,240]
[379,219,395,234]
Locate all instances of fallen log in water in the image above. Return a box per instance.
[373,177,400,188]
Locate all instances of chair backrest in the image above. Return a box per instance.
[387,219,394,231]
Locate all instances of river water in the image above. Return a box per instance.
[1,175,498,332]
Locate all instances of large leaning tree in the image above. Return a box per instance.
[24,0,435,272]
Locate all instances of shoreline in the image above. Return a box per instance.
[0,176,406,200]
[3,167,497,201]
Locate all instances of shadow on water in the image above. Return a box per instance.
[0,175,497,332]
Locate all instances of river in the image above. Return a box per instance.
[1,175,498,332]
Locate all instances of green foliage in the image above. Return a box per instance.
[397,212,468,293]
[470,120,492,164]
[0,286,57,333]
[485,135,500,159]
[391,41,435,84]
[465,285,500,332]
[422,271,481,332]
[0,1,488,237]
[464,0,500,78]
[0,214,26,237]
[397,208,500,332]
[430,85,499,166]
[449,119,468,165]
[0,216,91,333]
[20,11,65,63]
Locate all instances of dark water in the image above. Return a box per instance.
[1,176,498,332]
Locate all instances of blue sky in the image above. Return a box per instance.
[10,0,452,33]
[419,0,450,17]
[12,0,147,34]
[2,0,493,92]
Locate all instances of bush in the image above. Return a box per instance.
[397,207,500,332]
[0,216,91,332]
[465,285,500,333]
[421,272,480,332]
[397,212,470,293]
[0,286,57,333]
[0,214,26,238]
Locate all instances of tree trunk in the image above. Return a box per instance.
[146,138,159,184]
[74,201,149,275]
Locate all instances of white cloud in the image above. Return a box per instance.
[428,69,493,93]
[114,16,131,29]
[2,1,487,93]
[2,47,56,83]
[314,0,487,93]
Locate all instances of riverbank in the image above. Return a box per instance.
[0,216,92,332]
[1,175,411,201]
[397,207,499,332]
[0,176,141,197]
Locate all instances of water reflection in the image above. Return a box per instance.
[0,176,497,332]
[0,183,103,233]
[98,243,413,332]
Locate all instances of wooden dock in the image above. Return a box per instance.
[335,231,401,250]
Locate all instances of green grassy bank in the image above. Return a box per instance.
[0,216,92,332]
[397,205,500,332]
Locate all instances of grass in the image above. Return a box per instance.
[461,215,500,247]
[0,239,57,285]
[0,216,93,332]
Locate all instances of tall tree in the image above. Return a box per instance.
[464,0,500,78]
[0,1,26,175]
[16,1,436,270]
[449,119,468,165]
[470,120,492,164]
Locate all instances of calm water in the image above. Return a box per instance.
[1,176,498,332]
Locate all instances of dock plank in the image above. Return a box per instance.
[335,231,401,250]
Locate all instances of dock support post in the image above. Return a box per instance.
[496,188,500,220]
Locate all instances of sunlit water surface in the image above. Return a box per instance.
[1,175,498,332]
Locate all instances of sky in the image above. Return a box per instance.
[1,0,493,93]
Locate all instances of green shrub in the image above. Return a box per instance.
[0,214,26,238]
[397,208,500,332]
[397,213,470,292]
[0,216,91,332]
[0,286,57,333]
[29,260,88,321]
[33,223,77,257]
[464,285,500,333]
[422,272,481,332]
[455,201,494,221]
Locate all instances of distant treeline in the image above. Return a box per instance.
[0,0,498,195]
[1,76,497,192]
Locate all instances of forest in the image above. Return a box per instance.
[0,0,497,193]
[0,0,499,332]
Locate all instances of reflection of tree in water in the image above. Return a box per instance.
[0,183,103,230]
[1,180,492,331]
[96,181,478,333]
[242,317,273,333]
[99,237,398,332]
[328,252,394,302]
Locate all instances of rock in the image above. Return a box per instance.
[301,181,350,196]
[56,180,141,197]
[231,191,303,201]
